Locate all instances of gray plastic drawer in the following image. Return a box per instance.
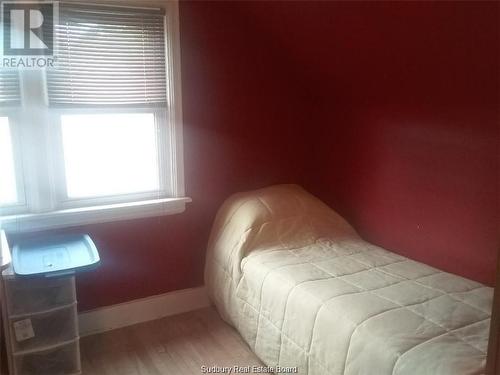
[10,304,78,353]
[5,276,76,316]
[13,339,81,375]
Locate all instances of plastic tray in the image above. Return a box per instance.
[12,234,100,277]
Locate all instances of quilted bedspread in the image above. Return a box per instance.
[205,185,492,375]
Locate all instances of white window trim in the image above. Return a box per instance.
[0,0,189,233]
[0,197,192,232]
[0,109,26,216]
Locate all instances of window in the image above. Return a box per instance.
[0,68,23,215]
[0,2,187,232]
[60,113,160,200]
[0,118,17,206]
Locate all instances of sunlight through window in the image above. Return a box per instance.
[61,113,160,199]
[0,117,18,206]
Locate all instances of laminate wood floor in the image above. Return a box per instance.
[80,307,263,375]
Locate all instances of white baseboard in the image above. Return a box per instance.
[78,286,211,337]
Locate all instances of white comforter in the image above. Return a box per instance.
[205,185,492,375]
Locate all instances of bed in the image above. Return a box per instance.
[205,184,492,375]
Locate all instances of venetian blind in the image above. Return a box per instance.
[47,4,167,106]
[0,70,21,106]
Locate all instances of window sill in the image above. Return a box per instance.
[0,197,192,233]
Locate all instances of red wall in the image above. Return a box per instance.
[313,3,499,286]
[242,2,499,285]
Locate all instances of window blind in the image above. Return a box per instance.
[47,4,167,107]
[0,70,21,106]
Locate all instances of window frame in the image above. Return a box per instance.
[0,109,26,216]
[50,106,172,209]
[0,0,188,233]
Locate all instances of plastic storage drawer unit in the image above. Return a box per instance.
[2,234,99,375]
[5,276,76,316]
[10,303,78,353]
[13,339,81,375]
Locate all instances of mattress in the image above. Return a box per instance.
[205,185,492,375]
